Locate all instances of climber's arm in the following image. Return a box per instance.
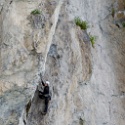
[42,80,45,86]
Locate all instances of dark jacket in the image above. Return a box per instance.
[42,81,49,95]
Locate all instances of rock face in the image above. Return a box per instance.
[0,0,125,125]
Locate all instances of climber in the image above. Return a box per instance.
[38,80,51,115]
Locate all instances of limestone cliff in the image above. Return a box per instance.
[0,0,125,125]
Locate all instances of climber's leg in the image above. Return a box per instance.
[44,97,49,113]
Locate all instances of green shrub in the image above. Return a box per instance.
[75,17,82,26]
[111,8,115,17]
[31,9,41,15]
[122,22,125,27]
[75,17,89,30]
[79,118,85,125]
[26,99,31,117]
[90,35,97,48]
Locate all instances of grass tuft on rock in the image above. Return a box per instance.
[75,17,89,30]
[26,99,31,117]
[111,8,115,18]
[79,118,85,125]
[89,35,97,48]
[122,22,125,27]
[31,9,41,15]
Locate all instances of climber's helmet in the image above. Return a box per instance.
[45,81,50,86]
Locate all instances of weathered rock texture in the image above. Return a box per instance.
[0,0,125,125]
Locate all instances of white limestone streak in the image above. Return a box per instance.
[42,0,63,75]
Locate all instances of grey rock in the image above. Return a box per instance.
[0,0,125,125]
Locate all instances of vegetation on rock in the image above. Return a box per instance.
[31,9,41,15]
[122,22,125,27]
[75,17,89,30]
[111,8,115,18]
[89,35,97,48]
